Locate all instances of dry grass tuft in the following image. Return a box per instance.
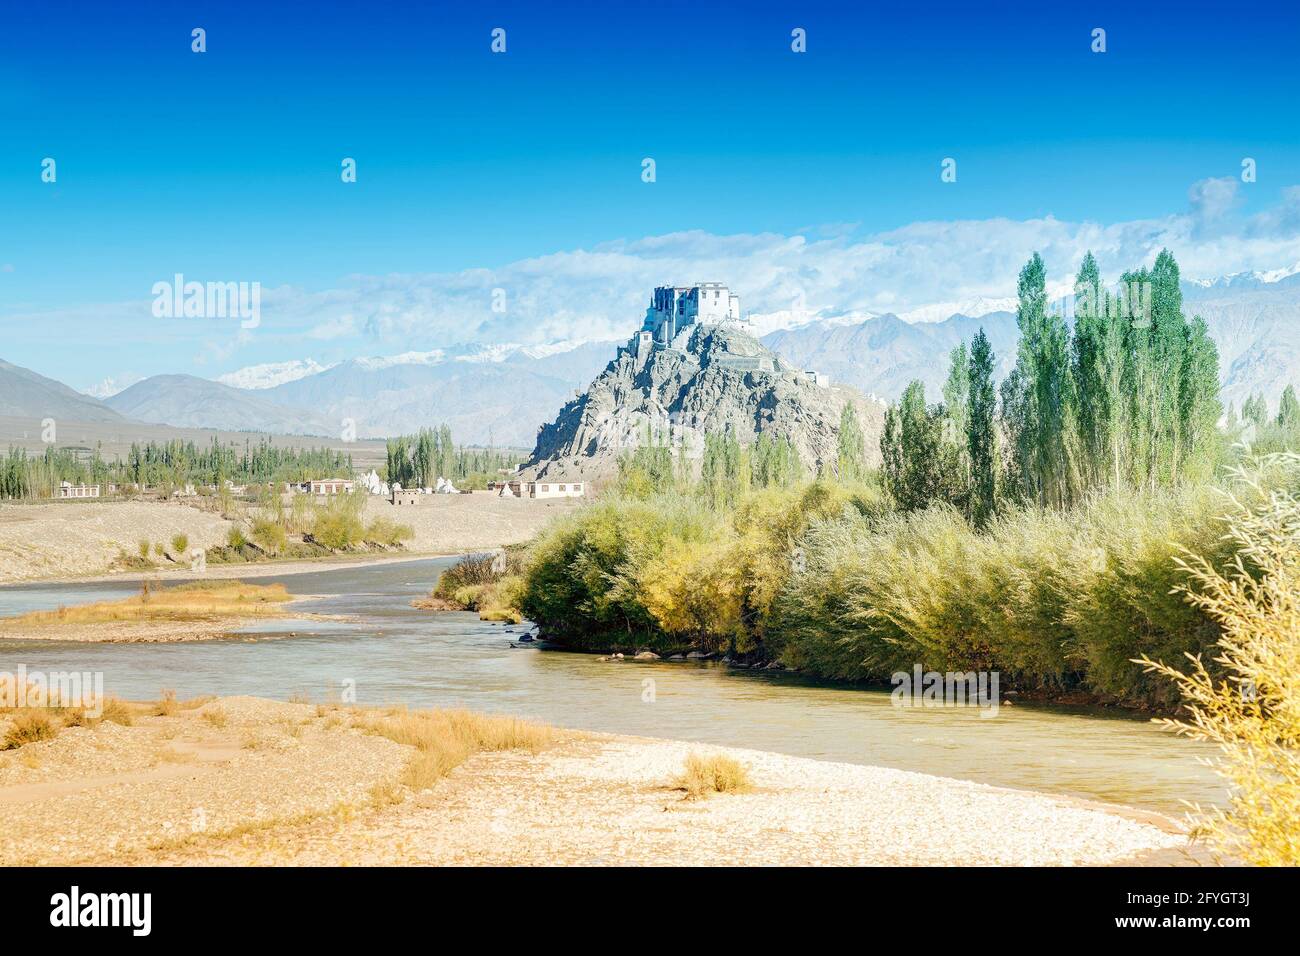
[99,698,135,726]
[153,689,178,717]
[363,707,552,792]
[673,752,753,799]
[2,709,58,750]
[201,708,228,729]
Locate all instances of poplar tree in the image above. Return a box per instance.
[1178,314,1222,481]
[1071,251,1105,485]
[1149,250,1187,484]
[1011,253,1077,508]
[837,403,866,483]
[967,329,998,528]
[1277,385,1300,428]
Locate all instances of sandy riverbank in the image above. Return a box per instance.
[0,495,581,585]
[0,696,1191,866]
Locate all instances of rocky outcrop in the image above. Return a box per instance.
[523,324,884,481]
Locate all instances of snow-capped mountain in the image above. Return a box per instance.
[216,359,337,390]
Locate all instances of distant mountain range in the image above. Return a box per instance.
[105,374,339,437]
[761,312,1020,402]
[0,358,127,424]
[6,273,1300,446]
[761,274,1300,414]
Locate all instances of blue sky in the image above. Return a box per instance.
[2,0,1299,391]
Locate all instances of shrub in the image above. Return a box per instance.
[171,533,189,556]
[2,710,57,750]
[310,494,365,550]
[226,526,247,550]
[1138,452,1300,865]
[250,517,287,555]
[154,689,178,717]
[100,698,134,726]
[364,518,414,547]
[137,539,151,560]
[673,753,753,798]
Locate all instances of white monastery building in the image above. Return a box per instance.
[638,282,746,352]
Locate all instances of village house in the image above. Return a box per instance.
[310,478,355,495]
[488,480,585,499]
[57,481,100,499]
[391,488,421,506]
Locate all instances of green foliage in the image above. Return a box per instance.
[519,481,880,655]
[386,425,522,490]
[250,516,288,555]
[226,526,247,550]
[309,493,365,550]
[1277,385,1300,428]
[836,403,866,482]
[516,453,1300,708]
[700,430,750,509]
[616,426,678,498]
[363,518,414,547]
[886,249,1233,519]
[171,533,189,556]
[0,437,352,501]
[967,329,998,528]
[880,381,964,511]
[774,482,1244,706]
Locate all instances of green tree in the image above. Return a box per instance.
[967,329,998,528]
[882,381,950,511]
[836,403,866,482]
[1011,253,1078,508]
[1178,314,1222,481]
[1277,385,1300,428]
[1071,251,1106,487]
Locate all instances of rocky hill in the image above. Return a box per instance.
[524,324,884,481]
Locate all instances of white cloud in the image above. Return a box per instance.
[228,180,1300,343]
[14,178,1300,376]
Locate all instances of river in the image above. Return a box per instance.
[0,557,1224,815]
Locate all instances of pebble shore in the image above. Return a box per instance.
[0,696,1189,866]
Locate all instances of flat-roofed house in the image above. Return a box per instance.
[531,481,584,499]
[391,489,421,506]
[487,480,585,499]
[310,478,355,495]
[58,481,100,499]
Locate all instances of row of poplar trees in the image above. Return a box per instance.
[882,249,1223,527]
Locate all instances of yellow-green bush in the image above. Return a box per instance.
[310,494,364,550]
[517,456,1300,708]
[364,518,414,547]
[1139,452,1300,863]
[519,481,880,654]
[251,516,288,555]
